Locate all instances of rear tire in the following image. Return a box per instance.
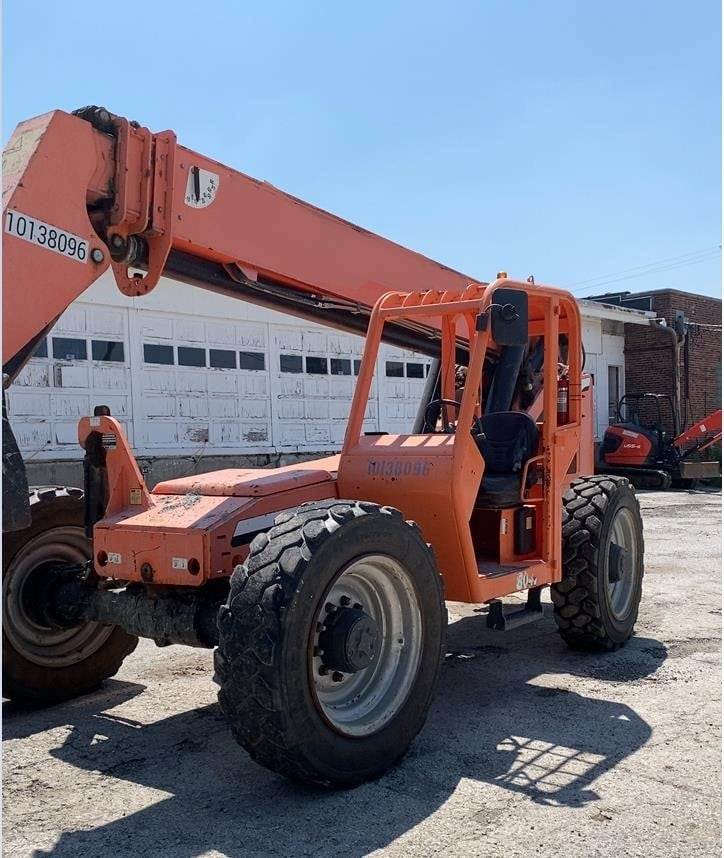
[551,475,644,651]
[3,487,138,704]
[215,500,446,788]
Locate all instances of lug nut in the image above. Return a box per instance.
[353,602,363,611]
[339,595,351,606]
[319,665,329,676]
[313,646,323,657]
[332,671,344,683]
[325,603,336,613]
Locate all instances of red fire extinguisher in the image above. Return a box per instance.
[557,376,569,425]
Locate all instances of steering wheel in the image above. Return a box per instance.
[423,398,485,436]
[423,399,460,433]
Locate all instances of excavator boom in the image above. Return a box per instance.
[673,409,722,456]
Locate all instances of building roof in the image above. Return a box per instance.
[578,297,654,325]
[585,288,722,307]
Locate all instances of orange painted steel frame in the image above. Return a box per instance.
[79,413,341,587]
[338,278,588,603]
[78,278,590,606]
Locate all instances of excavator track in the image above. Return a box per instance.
[601,467,672,491]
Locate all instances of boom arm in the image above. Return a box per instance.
[673,409,722,457]
[3,106,481,384]
[2,105,489,531]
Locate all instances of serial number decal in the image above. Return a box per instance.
[516,572,538,591]
[5,209,88,263]
[367,459,430,478]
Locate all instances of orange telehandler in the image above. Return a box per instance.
[2,107,645,787]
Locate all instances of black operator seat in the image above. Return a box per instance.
[474,411,539,509]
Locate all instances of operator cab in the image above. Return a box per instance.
[338,280,588,604]
[422,289,543,512]
[473,410,539,508]
[423,394,540,509]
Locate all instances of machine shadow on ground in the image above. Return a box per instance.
[3,609,667,858]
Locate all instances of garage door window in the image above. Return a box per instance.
[52,337,87,361]
[330,358,351,376]
[32,338,48,359]
[305,356,328,375]
[91,340,125,362]
[210,348,237,369]
[280,354,303,373]
[143,343,174,365]
[240,351,266,371]
[178,346,206,367]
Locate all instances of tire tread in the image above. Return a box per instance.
[215,499,444,787]
[3,486,138,704]
[551,475,643,652]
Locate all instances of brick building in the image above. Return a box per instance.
[587,288,722,437]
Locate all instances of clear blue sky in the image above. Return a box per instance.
[3,0,721,298]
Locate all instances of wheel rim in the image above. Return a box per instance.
[310,554,423,738]
[3,526,114,668]
[606,507,639,619]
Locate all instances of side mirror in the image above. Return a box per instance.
[491,288,528,346]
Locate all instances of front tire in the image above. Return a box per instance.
[551,475,644,651]
[214,500,446,788]
[3,487,138,704]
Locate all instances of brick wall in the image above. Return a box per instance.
[622,290,721,436]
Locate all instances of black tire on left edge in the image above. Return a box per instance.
[3,487,138,704]
[551,475,644,652]
[214,500,446,788]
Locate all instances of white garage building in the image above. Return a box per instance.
[9,272,652,487]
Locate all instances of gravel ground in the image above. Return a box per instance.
[3,489,721,858]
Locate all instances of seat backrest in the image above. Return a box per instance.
[475,411,539,475]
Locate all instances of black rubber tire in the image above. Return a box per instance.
[551,475,644,652]
[214,499,446,788]
[3,487,138,704]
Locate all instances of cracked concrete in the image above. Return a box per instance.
[3,489,721,857]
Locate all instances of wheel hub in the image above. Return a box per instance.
[606,506,639,620]
[608,543,627,583]
[318,606,380,674]
[3,525,114,668]
[310,554,424,737]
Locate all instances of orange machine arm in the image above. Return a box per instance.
[3,106,480,383]
[673,409,722,455]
